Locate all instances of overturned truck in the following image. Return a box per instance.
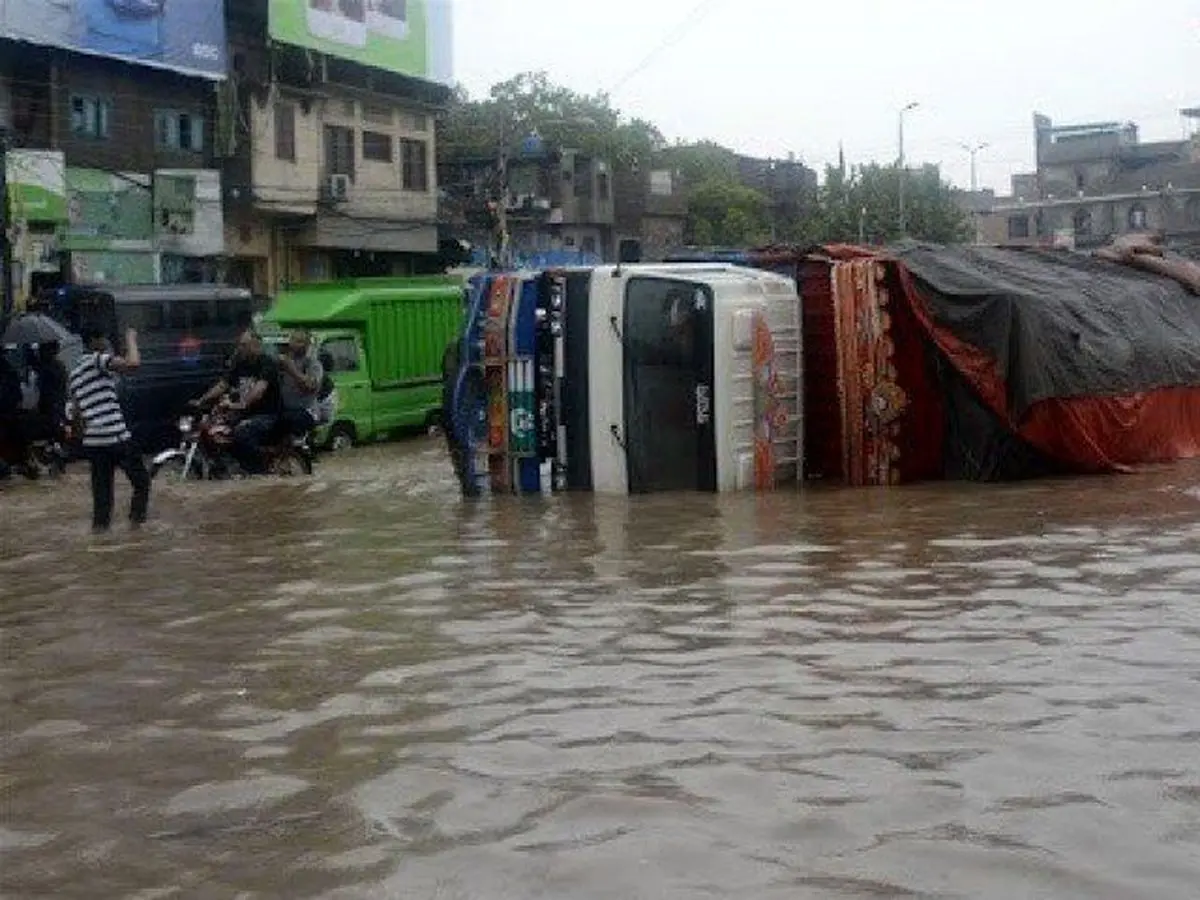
[443,240,1200,494]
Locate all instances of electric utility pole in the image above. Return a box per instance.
[0,126,14,320]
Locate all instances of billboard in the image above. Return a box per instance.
[6,150,68,223]
[0,0,227,79]
[268,0,452,85]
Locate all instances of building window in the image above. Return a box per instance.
[1075,170,1086,192]
[581,235,597,255]
[362,130,393,163]
[597,172,610,201]
[275,102,296,161]
[400,138,428,191]
[1073,207,1093,238]
[69,95,112,139]
[1128,203,1148,231]
[1007,215,1030,240]
[324,124,356,181]
[154,109,204,153]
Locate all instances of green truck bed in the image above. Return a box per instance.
[263,277,464,386]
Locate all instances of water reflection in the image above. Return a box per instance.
[2,441,1200,898]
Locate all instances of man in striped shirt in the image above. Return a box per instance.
[67,326,151,532]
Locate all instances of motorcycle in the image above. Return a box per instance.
[150,408,315,481]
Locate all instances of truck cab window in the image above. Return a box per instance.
[622,277,716,493]
[323,338,360,373]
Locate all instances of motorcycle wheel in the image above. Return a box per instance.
[152,455,203,481]
[268,449,313,478]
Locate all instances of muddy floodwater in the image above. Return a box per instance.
[3,439,1200,899]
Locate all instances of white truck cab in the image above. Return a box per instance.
[447,263,803,495]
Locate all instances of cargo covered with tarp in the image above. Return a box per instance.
[892,241,1200,479]
[672,239,1200,484]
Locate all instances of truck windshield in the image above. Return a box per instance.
[621,277,717,493]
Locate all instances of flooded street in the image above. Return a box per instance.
[3,439,1200,899]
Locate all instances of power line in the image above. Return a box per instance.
[607,0,727,94]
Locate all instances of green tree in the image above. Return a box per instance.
[438,71,665,167]
[686,178,770,246]
[811,162,969,244]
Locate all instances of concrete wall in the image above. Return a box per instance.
[249,86,437,223]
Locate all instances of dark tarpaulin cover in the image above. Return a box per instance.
[891,244,1200,418]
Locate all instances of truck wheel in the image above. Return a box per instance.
[329,423,355,452]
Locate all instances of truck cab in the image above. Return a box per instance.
[446,264,804,495]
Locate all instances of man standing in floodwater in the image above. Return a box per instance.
[67,326,151,532]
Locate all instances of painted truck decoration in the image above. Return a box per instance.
[448,263,804,495]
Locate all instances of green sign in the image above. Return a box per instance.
[63,168,153,251]
[5,150,67,223]
[268,0,452,84]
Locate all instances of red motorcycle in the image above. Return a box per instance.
[150,405,314,481]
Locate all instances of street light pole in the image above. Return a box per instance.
[897,101,919,236]
[959,141,989,192]
[959,141,989,244]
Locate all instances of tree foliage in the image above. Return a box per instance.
[686,178,770,246]
[812,162,970,245]
[438,71,664,167]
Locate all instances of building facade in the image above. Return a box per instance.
[976,111,1200,249]
[439,141,618,266]
[612,165,688,262]
[1,0,454,309]
[1,17,228,308]
[221,1,452,294]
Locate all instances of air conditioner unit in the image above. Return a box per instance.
[324,173,351,202]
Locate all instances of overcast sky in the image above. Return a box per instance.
[451,0,1199,193]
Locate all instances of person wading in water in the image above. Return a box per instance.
[67,326,151,532]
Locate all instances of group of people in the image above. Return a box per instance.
[19,323,333,532]
[0,341,69,479]
[192,327,332,475]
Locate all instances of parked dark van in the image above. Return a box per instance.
[32,284,256,452]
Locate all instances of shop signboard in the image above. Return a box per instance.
[5,149,68,223]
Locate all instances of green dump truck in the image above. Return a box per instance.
[259,276,464,450]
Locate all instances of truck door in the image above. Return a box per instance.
[622,277,718,493]
[320,332,373,442]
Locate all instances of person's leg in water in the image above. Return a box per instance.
[116,441,150,527]
[231,414,276,473]
[88,445,117,531]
